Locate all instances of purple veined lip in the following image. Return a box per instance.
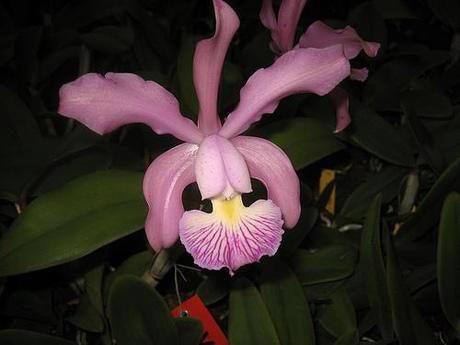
[180,195,284,275]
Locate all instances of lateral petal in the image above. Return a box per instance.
[298,21,380,59]
[232,136,301,228]
[219,46,350,138]
[59,73,203,143]
[143,143,198,251]
[194,0,239,135]
[195,135,252,200]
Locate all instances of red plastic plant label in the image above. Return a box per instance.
[171,295,228,345]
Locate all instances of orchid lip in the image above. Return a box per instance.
[179,193,284,274]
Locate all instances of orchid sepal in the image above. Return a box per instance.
[59,73,204,144]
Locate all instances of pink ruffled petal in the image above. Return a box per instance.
[219,46,350,138]
[329,87,351,133]
[143,143,198,251]
[298,21,380,59]
[277,0,308,53]
[232,136,301,228]
[195,135,252,200]
[179,195,283,273]
[193,0,239,135]
[350,67,369,81]
[59,73,203,143]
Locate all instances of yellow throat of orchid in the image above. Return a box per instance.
[211,194,245,226]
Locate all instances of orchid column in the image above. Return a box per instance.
[58,0,350,274]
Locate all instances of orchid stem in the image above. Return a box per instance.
[142,248,182,288]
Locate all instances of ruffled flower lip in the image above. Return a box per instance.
[179,195,284,274]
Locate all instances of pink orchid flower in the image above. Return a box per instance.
[260,0,380,132]
[58,0,350,274]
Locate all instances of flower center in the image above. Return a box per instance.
[211,194,245,226]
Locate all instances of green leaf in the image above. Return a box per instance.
[174,318,204,345]
[260,259,315,345]
[364,52,449,112]
[0,107,103,200]
[196,271,231,305]
[290,245,357,285]
[406,264,436,295]
[108,275,179,345]
[176,35,199,117]
[349,102,415,167]
[0,329,75,345]
[359,195,393,340]
[385,223,436,345]
[108,251,153,279]
[15,26,42,84]
[425,0,460,30]
[399,156,460,241]
[372,0,418,19]
[333,330,359,345]
[279,207,318,257]
[115,251,153,277]
[229,277,281,345]
[81,25,135,54]
[256,118,345,170]
[438,192,460,334]
[303,280,347,301]
[31,148,112,196]
[404,104,447,174]
[401,90,453,119]
[85,262,105,316]
[341,166,408,219]
[54,0,125,29]
[318,290,357,339]
[66,293,105,332]
[104,250,154,302]
[0,84,41,148]
[218,61,244,111]
[348,2,387,53]
[0,170,147,276]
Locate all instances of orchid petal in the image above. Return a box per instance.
[180,195,283,273]
[298,21,380,59]
[143,143,198,251]
[329,87,351,133]
[350,67,369,81]
[259,0,282,53]
[194,0,239,135]
[59,73,203,143]
[219,45,350,138]
[232,136,300,228]
[195,135,252,200]
[259,0,277,32]
[277,0,308,52]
